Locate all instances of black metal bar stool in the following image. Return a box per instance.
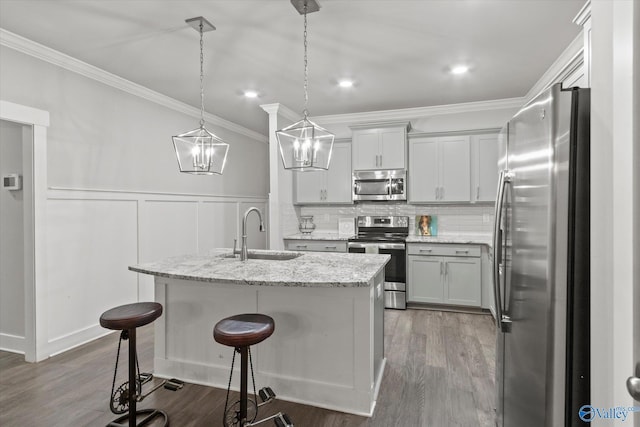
[214,313,293,427]
[100,302,180,427]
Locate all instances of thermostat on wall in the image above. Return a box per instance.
[2,174,22,191]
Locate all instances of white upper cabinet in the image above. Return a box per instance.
[409,135,471,203]
[407,137,439,201]
[294,140,352,205]
[471,133,500,202]
[350,122,409,171]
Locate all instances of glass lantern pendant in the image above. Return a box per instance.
[173,17,229,175]
[173,126,229,175]
[276,0,334,171]
[277,116,334,171]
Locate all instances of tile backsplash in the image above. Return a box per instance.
[297,202,495,235]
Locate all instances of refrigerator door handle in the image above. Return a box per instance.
[493,169,513,333]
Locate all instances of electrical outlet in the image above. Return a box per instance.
[483,213,491,223]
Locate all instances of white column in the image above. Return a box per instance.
[259,103,300,250]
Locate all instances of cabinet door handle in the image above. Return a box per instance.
[455,249,469,254]
[476,185,480,200]
[325,245,337,249]
[419,249,432,253]
[440,261,443,276]
[296,245,308,249]
[446,261,449,276]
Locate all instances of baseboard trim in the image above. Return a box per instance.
[47,324,112,358]
[0,332,26,354]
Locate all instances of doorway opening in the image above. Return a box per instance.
[0,100,49,362]
[0,119,30,355]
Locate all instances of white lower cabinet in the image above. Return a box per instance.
[407,243,481,307]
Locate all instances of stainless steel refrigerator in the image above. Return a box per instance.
[493,83,590,427]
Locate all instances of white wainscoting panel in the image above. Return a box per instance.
[38,189,266,359]
[45,198,138,349]
[198,201,238,253]
[139,200,199,300]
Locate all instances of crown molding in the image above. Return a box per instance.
[573,0,591,26]
[259,103,300,123]
[0,28,268,144]
[313,97,525,126]
[349,121,411,131]
[523,32,584,103]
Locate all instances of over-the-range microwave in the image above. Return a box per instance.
[352,169,406,201]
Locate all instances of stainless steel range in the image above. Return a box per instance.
[347,216,408,310]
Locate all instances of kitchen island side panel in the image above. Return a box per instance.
[153,273,385,416]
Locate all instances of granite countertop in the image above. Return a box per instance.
[405,234,493,247]
[284,232,354,241]
[129,249,389,288]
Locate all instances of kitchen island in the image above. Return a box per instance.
[129,249,389,416]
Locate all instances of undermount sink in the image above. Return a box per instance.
[221,252,302,261]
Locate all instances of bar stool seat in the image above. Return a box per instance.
[100,302,163,331]
[214,313,274,347]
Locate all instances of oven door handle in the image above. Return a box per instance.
[348,242,405,250]
[348,243,372,249]
[376,243,406,250]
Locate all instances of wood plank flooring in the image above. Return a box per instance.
[0,310,496,426]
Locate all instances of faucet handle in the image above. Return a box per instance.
[233,238,238,256]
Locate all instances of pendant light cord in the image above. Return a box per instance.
[199,20,205,128]
[303,4,309,120]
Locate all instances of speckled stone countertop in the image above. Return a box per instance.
[129,249,389,288]
[405,234,493,247]
[284,232,354,241]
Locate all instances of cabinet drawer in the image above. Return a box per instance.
[284,240,347,253]
[407,243,480,257]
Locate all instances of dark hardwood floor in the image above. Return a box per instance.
[0,310,496,426]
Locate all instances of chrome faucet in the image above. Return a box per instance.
[238,207,265,261]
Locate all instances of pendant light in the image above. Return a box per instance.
[173,17,229,175]
[276,0,335,171]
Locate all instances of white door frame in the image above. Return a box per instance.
[0,100,49,362]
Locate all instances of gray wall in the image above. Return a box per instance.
[0,46,268,197]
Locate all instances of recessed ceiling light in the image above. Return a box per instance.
[450,65,469,75]
[244,90,259,98]
[338,80,353,88]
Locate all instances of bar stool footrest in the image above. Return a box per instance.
[106,408,169,427]
[163,378,184,391]
[274,413,293,427]
[259,387,276,404]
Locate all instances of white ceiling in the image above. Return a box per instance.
[0,0,585,135]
